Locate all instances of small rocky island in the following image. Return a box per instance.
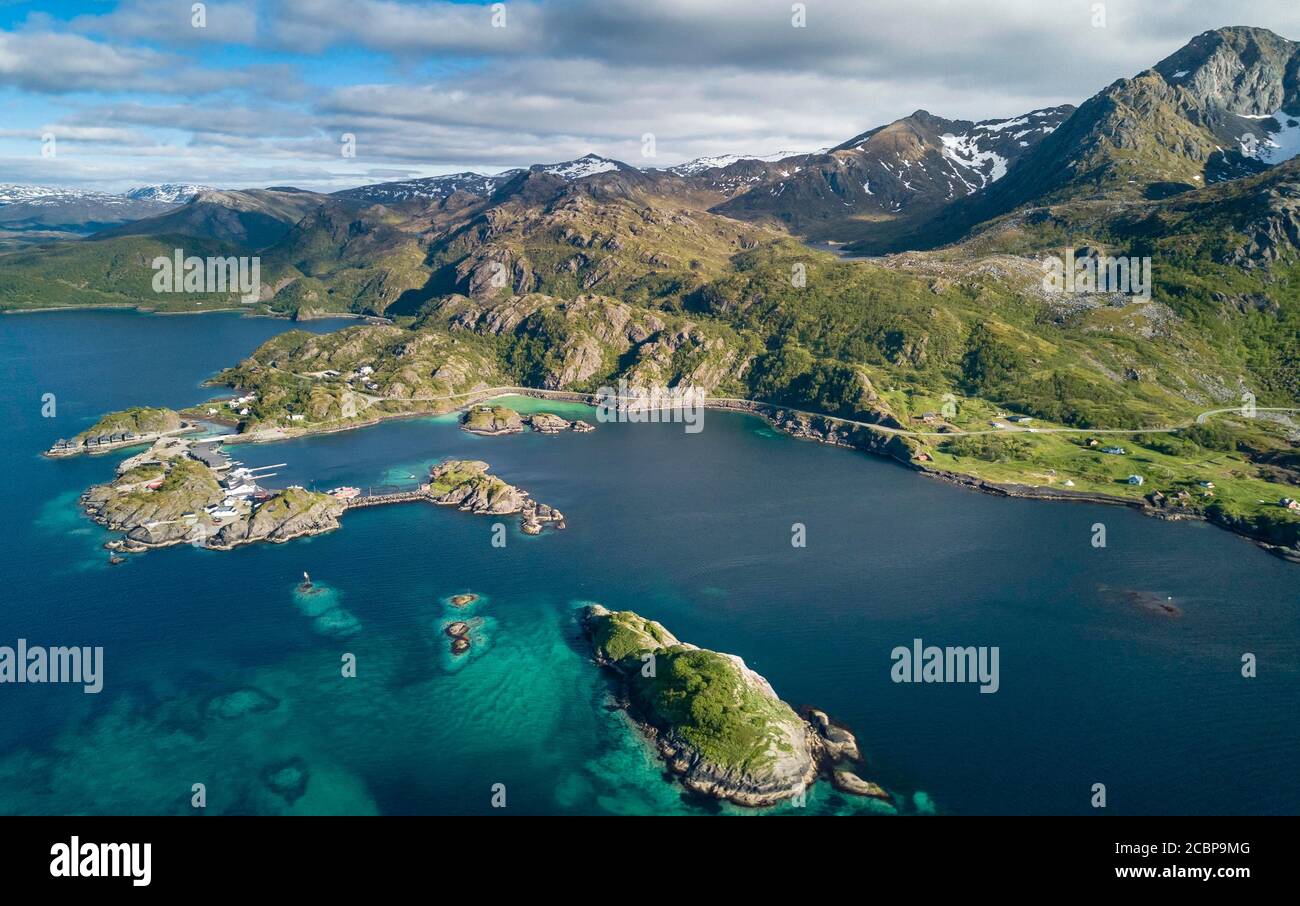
[460,405,594,436]
[445,620,473,655]
[583,604,890,808]
[81,436,345,551]
[429,459,566,534]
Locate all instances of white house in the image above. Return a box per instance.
[1126,475,1145,486]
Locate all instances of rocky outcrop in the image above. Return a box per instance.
[1225,163,1300,266]
[583,604,890,808]
[80,437,345,551]
[460,406,594,435]
[428,459,566,533]
[429,460,528,513]
[208,488,345,549]
[526,412,572,433]
[831,770,892,802]
[460,405,525,435]
[444,620,473,655]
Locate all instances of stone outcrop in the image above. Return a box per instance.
[79,437,345,551]
[583,604,890,808]
[429,460,528,513]
[460,405,525,435]
[428,459,565,533]
[208,488,345,549]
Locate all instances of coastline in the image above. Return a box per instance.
[1,303,381,323]
[56,378,1300,562]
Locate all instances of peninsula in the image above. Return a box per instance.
[46,407,198,457]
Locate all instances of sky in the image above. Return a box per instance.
[1,0,1297,193]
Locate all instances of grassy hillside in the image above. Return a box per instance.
[0,235,259,311]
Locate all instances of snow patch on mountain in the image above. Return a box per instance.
[1,184,203,207]
[0,185,129,206]
[1257,109,1300,164]
[939,132,1009,186]
[668,149,815,175]
[537,154,626,179]
[126,184,213,203]
[336,171,520,202]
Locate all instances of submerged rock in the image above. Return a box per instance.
[1101,586,1183,617]
[204,687,280,720]
[262,757,310,804]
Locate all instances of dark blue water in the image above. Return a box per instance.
[1,310,1296,815]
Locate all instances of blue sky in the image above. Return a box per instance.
[1,0,1297,192]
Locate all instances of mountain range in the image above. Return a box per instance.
[0,183,212,250]
[2,25,1297,555]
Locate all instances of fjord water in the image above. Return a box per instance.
[1,311,1297,816]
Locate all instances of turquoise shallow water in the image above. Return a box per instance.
[1,310,1297,815]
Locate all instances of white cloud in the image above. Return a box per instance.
[4,0,1299,190]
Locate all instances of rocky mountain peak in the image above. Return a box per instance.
[1154,27,1298,115]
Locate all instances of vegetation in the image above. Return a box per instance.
[74,406,182,442]
[461,405,522,433]
[586,606,802,774]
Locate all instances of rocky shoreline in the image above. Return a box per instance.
[583,604,895,809]
[60,385,1296,561]
[460,404,594,436]
[725,400,1300,564]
